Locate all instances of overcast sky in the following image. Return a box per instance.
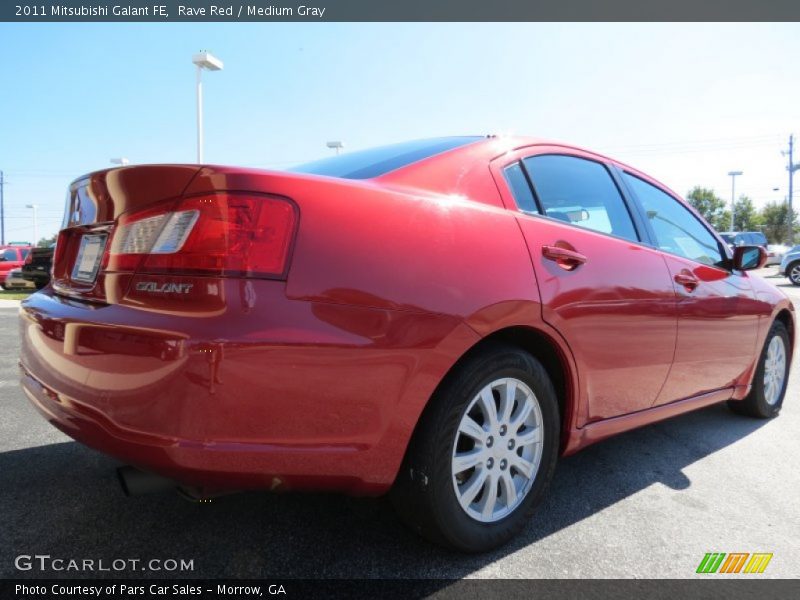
[1,22,798,242]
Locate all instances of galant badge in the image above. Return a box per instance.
[135,281,193,294]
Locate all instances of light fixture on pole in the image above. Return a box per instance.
[727,171,743,231]
[192,51,224,164]
[26,204,38,246]
[110,158,130,166]
[326,141,344,155]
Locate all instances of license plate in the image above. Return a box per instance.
[71,234,107,283]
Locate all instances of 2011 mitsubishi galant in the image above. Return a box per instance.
[19,136,794,552]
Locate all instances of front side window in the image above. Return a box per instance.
[1,249,16,261]
[623,173,724,267]
[522,155,639,242]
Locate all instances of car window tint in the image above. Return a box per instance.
[623,173,723,266]
[752,232,767,246]
[523,155,638,242]
[20,249,30,259]
[503,162,538,213]
[2,249,16,261]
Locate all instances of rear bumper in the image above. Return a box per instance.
[20,363,369,493]
[18,284,475,494]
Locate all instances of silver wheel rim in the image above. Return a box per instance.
[451,377,544,523]
[790,265,800,284]
[763,336,787,406]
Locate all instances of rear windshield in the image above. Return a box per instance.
[289,137,483,180]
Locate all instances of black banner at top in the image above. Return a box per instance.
[3,0,800,22]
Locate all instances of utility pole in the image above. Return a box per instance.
[0,170,4,245]
[787,135,798,246]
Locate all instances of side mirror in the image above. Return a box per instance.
[733,245,767,271]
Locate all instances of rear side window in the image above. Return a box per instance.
[20,248,30,259]
[622,173,724,266]
[522,155,639,242]
[503,162,538,213]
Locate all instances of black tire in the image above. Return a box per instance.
[0,284,6,291]
[34,281,46,290]
[728,321,791,418]
[787,261,800,286]
[390,343,560,552]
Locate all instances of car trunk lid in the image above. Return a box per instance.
[52,165,202,303]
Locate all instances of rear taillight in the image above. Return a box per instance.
[107,193,297,278]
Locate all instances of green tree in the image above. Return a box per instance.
[731,195,761,231]
[686,186,729,231]
[759,201,798,244]
[36,234,57,248]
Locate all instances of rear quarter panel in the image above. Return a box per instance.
[183,167,546,482]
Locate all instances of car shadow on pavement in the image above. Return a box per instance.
[0,403,769,579]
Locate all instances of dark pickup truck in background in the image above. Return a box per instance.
[21,245,54,290]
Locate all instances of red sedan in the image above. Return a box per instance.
[19,137,794,551]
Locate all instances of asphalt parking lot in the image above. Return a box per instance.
[1,267,798,580]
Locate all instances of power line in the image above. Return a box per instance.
[603,133,784,150]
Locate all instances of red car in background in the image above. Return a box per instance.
[18,137,794,552]
[1,245,32,290]
[0,245,31,288]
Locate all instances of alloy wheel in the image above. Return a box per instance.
[763,335,787,406]
[790,264,800,285]
[451,377,544,523]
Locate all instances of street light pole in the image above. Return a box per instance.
[728,171,743,231]
[192,51,224,164]
[196,64,203,163]
[26,204,38,246]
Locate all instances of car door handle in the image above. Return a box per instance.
[541,245,587,270]
[674,271,699,291]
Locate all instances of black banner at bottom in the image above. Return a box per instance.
[3,579,800,600]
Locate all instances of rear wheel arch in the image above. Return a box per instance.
[402,325,576,467]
